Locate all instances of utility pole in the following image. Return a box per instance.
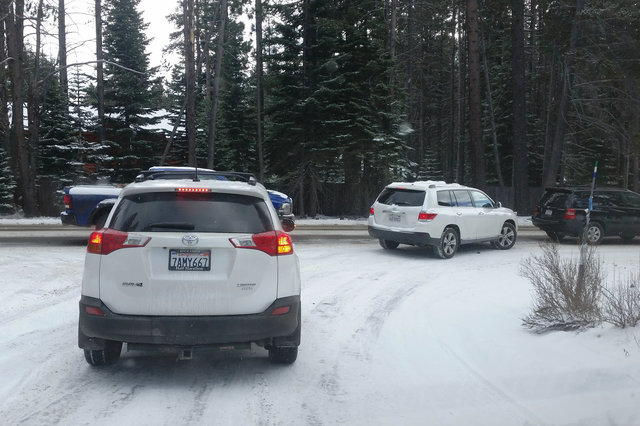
[577,161,598,291]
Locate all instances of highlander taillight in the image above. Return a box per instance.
[418,211,437,221]
[369,207,374,215]
[87,229,150,255]
[564,208,577,220]
[230,231,293,256]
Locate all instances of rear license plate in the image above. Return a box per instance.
[169,249,211,271]
[388,213,402,223]
[545,209,553,216]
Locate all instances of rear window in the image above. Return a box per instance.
[540,191,569,209]
[376,188,425,206]
[109,192,274,233]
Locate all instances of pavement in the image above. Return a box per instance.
[0,221,540,245]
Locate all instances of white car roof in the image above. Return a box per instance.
[385,181,466,191]
[120,178,269,199]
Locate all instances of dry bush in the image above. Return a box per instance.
[602,272,640,328]
[522,243,603,332]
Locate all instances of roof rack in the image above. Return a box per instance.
[134,169,257,186]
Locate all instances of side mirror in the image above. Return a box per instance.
[281,218,296,232]
[494,201,502,208]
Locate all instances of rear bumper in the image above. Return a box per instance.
[78,295,300,349]
[531,216,584,236]
[368,226,439,246]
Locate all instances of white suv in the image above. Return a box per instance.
[368,181,517,258]
[78,169,301,365]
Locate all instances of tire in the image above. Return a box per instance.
[494,222,516,250]
[433,227,459,259]
[379,239,399,250]
[583,222,604,245]
[84,341,122,366]
[268,346,298,364]
[545,231,565,242]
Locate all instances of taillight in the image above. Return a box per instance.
[564,208,576,220]
[87,229,150,255]
[418,211,437,221]
[369,207,374,215]
[64,194,71,210]
[85,306,105,316]
[230,231,293,256]
[533,206,539,216]
[176,187,211,193]
[271,306,291,316]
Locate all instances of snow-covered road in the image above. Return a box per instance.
[1,237,640,425]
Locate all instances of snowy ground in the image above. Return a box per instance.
[1,235,640,425]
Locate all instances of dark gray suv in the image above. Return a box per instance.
[532,187,640,244]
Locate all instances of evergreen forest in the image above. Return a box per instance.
[0,0,639,217]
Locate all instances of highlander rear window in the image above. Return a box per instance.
[376,188,426,206]
[109,192,274,233]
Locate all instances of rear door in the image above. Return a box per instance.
[373,188,425,230]
[592,192,625,234]
[98,190,278,316]
[619,191,640,234]
[451,190,478,241]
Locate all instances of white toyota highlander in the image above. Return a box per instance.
[368,181,517,258]
[78,169,301,365]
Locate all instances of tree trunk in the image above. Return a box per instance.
[184,0,196,166]
[447,7,456,182]
[206,0,227,169]
[95,0,105,144]
[388,0,397,91]
[542,0,585,187]
[456,5,466,183]
[58,0,68,96]
[255,0,264,181]
[0,1,11,155]
[466,0,485,187]
[511,0,528,212]
[481,32,504,190]
[6,0,38,215]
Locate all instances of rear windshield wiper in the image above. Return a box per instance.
[145,222,196,231]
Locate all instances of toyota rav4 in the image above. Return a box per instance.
[368,181,517,258]
[78,169,301,365]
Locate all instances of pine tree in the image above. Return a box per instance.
[102,0,162,182]
[0,147,16,214]
[38,57,78,189]
[263,0,408,215]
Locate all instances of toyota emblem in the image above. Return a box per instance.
[182,235,199,246]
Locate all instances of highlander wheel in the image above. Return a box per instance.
[379,239,399,250]
[584,222,604,245]
[494,222,516,250]
[268,346,298,364]
[84,341,123,366]
[434,227,458,259]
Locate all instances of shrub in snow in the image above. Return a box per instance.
[521,242,603,332]
[602,272,640,328]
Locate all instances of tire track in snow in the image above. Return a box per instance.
[435,337,548,426]
[299,245,442,423]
